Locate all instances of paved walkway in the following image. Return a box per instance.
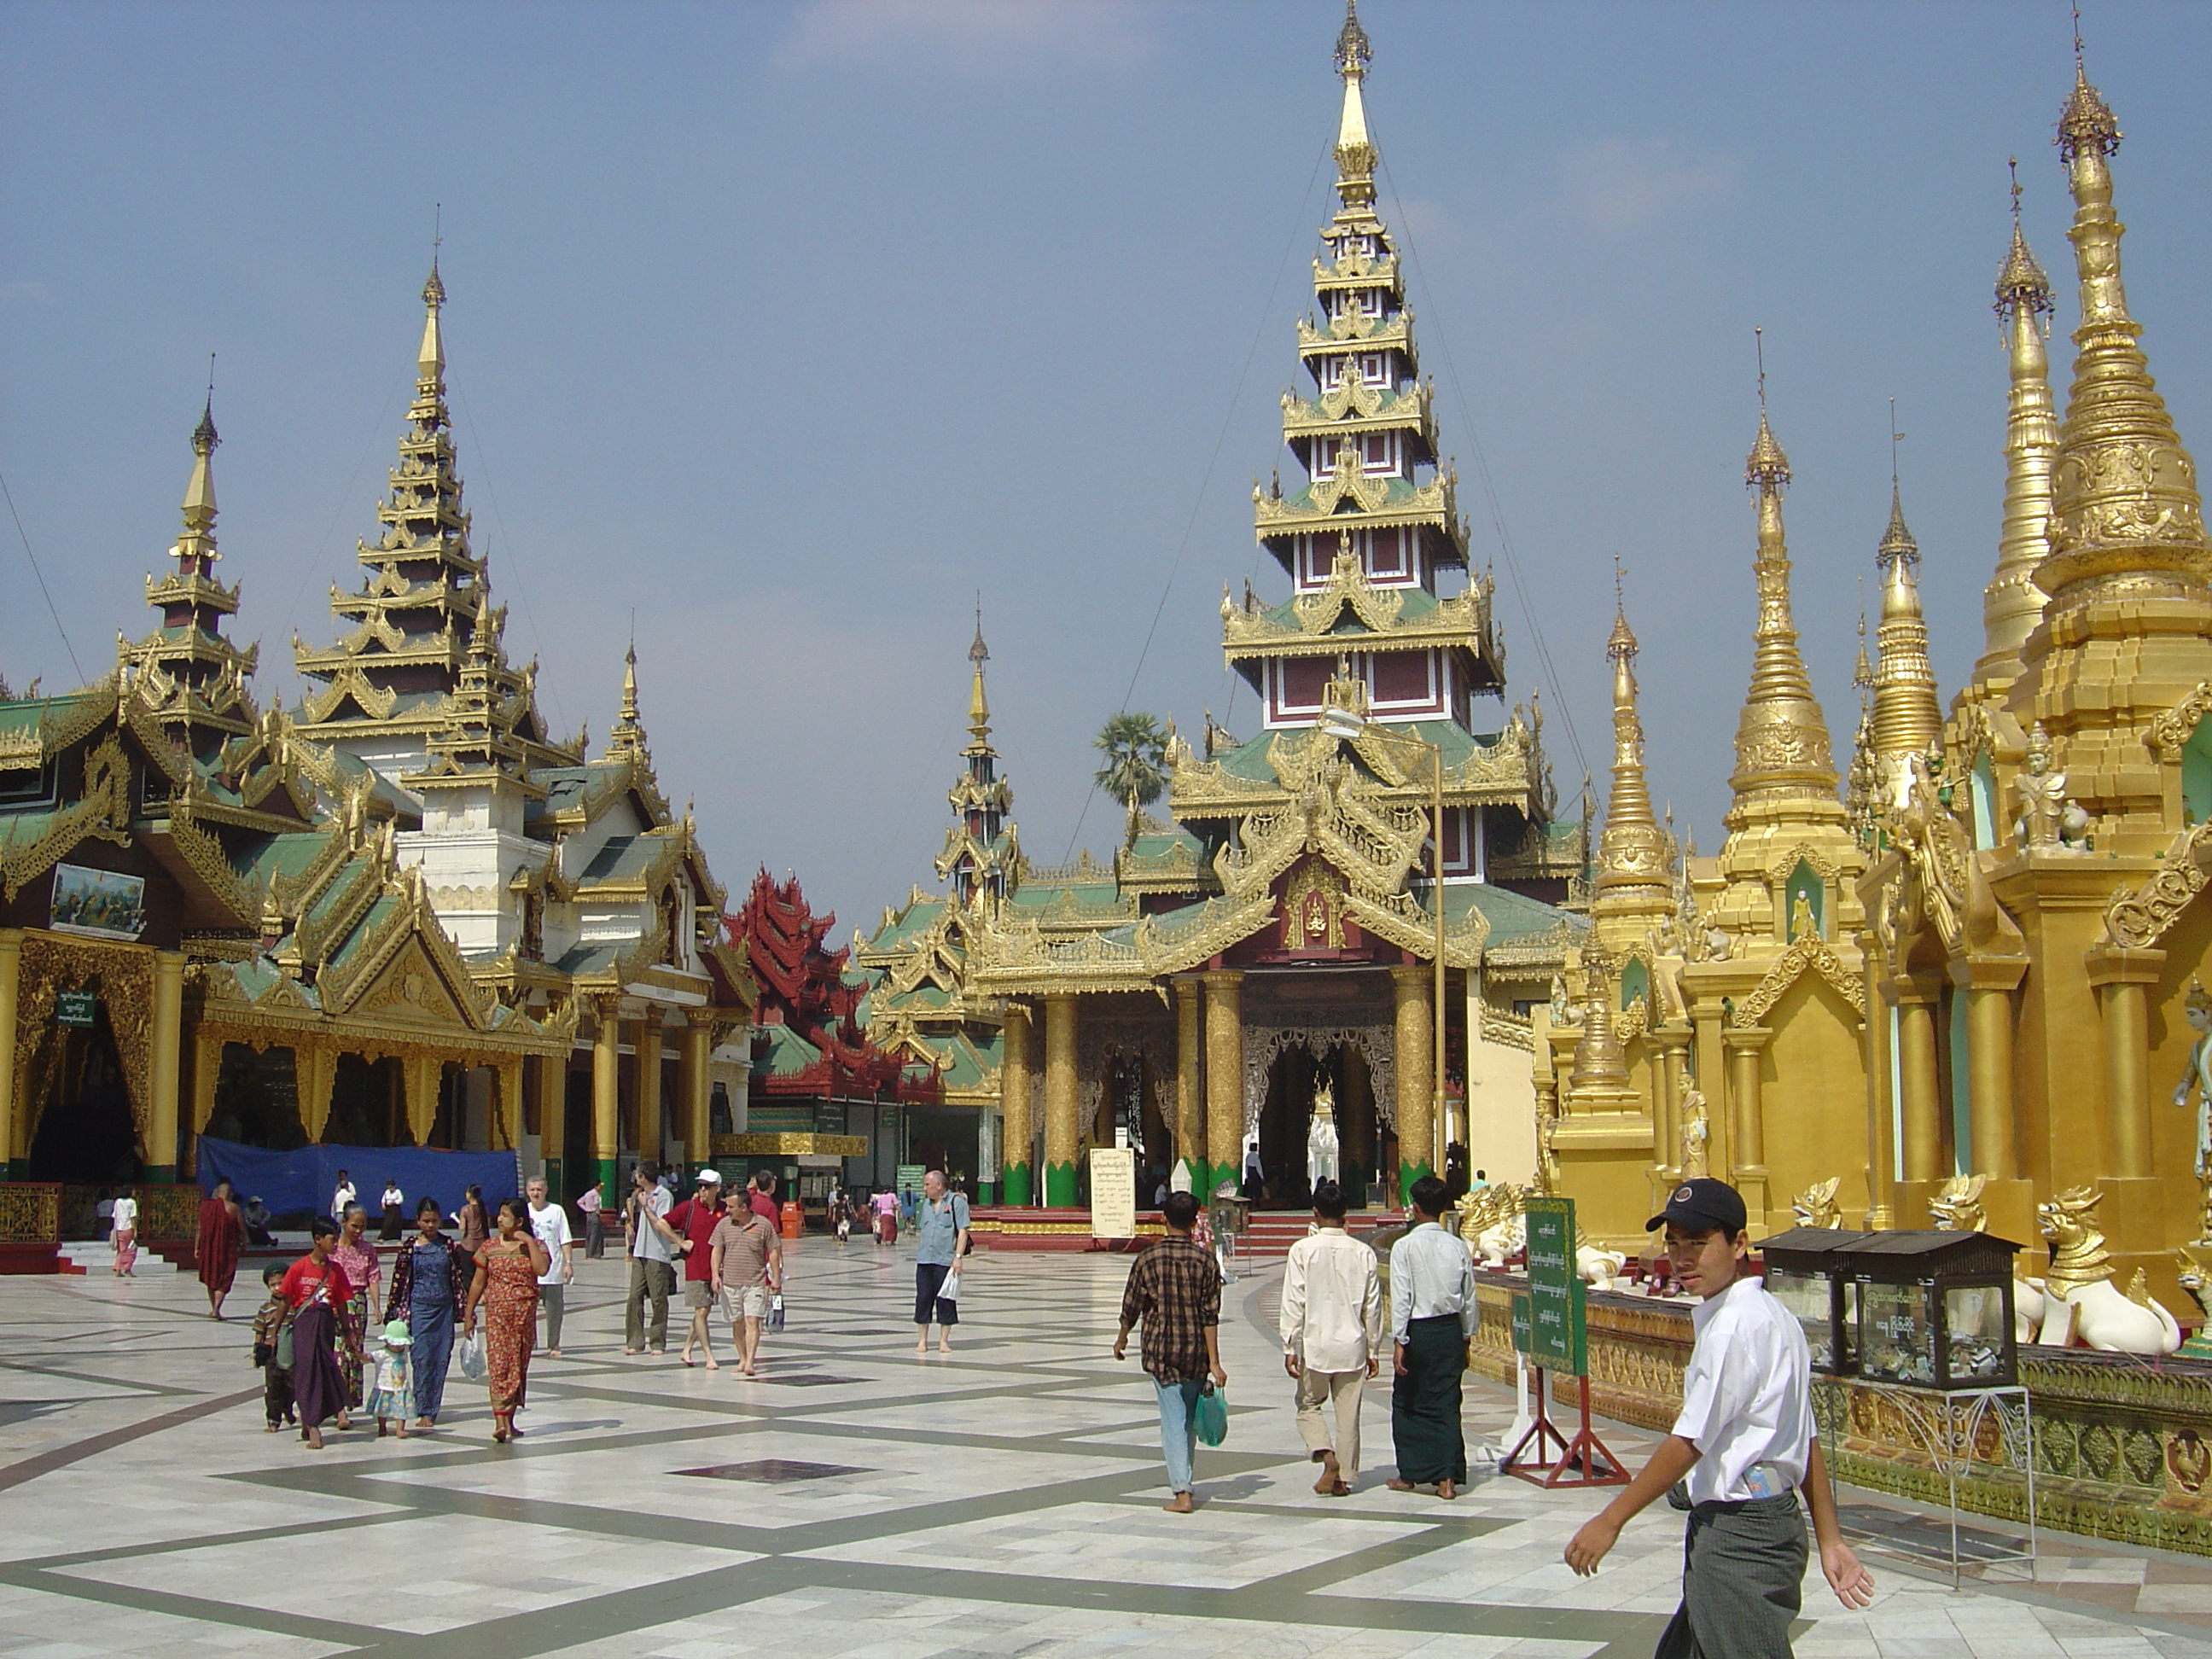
[3,1238,2208,1659]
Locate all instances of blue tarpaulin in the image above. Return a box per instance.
[196,1137,521,1221]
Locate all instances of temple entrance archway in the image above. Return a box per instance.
[24,1019,138,1183]
[1243,1026,1395,1208]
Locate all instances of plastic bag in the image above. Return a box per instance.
[1193,1383,1228,1447]
[457,1326,486,1382]
[767,1293,786,1334]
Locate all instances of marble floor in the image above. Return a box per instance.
[3,1237,2209,1659]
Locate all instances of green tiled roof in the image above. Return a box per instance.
[756,1024,823,1078]
[1207,719,1509,788]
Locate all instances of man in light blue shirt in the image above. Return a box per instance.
[912,1170,970,1356]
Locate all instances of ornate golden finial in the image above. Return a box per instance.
[1597,567,1668,905]
[1979,161,2059,684]
[965,597,994,750]
[183,385,219,533]
[2036,20,2209,611]
[1330,0,1377,206]
[1853,608,1873,694]
[1730,356,1837,810]
[1566,950,1634,1100]
[1870,416,1941,761]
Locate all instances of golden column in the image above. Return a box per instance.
[2085,945,2164,1180]
[146,949,184,1182]
[1958,958,2028,1179]
[535,1050,568,1194]
[1000,1000,1034,1206]
[1203,971,1244,1196]
[1391,964,1435,1199]
[0,928,20,1178]
[1723,1025,1772,1226]
[681,1010,714,1178]
[1652,1027,1690,1182]
[1860,934,1896,1228]
[591,997,621,1196]
[1174,978,1205,1189]
[1043,992,1080,1207]
[1892,979,1945,1185]
[633,1015,663,1163]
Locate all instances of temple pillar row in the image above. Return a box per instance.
[1043,993,1079,1206]
[1894,981,1945,1185]
[682,1011,713,1177]
[0,929,20,1178]
[1391,965,1434,1201]
[591,998,621,1196]
[1724,1024,1771,1226]
[1202,971,1243,1194]
[536,1049,568,1197]
[1174,978,1204,1189]
[146,948,183,1182]
[633,1016,662,1161]
[1000,1001,1034,1206]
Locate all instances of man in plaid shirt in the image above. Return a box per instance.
[1114,1190,1228,1512]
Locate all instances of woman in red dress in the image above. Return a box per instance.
[196,1178,246,1318]
[462,1198,550,1444]
[279,1217,362,1449]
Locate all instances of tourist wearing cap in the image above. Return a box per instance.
[1565,1177,1874,1656]
[666,1171,730,1369]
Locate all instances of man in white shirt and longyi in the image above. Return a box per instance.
[1567,1178,1874,1657]
[1385,1174,1477,1500]
[1278,1179,1382,1496]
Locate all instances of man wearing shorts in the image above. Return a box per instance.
[711,1197,782,1377]
[664,1171,729,1370]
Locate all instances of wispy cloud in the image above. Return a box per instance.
[775,0,1157,76]
[1554,137,1738,235]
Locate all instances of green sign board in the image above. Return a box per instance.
[1523,1195,1587,1376]
[1510,1293,1532,1355]
[55,990,96,1029]
[895,1164,927,1194]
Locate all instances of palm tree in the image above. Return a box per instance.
[1094,712,1168,844]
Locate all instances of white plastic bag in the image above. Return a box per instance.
[457,1325,486,1382]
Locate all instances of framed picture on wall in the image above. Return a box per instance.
[49,863,148,941]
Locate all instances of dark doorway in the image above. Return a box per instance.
[25,1018,138,1183]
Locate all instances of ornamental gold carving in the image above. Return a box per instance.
[2103,819,2212,949]
[1731,931,1866,1026]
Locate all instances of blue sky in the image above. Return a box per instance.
[5,1,2210,940]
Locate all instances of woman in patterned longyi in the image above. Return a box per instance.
[463,1198,550,1444]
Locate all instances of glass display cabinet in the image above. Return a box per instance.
[1848,1231,2020,1390]
[1758,1227,1874,1375]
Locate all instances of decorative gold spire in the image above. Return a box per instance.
[419,255,446,382]
[1981,161,2058,682]
[966,600,992,752]
[1331,1,1377,208]
[1566,950,1633,1100]
[122,392,257,750]
[1870,482,1943,760]
[1729,380,1838,812]
[1596,579,1668,904]
[183,394,218,529]
[606,643,651,765]
[2034,44,2211,609]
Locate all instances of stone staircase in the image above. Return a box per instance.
[1233,1209,1403,1262]
[57,1241,181,1277]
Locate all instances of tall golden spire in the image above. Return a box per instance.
[1729,368,1838,813]
[1331,1,1377,209]
[1870,471,1943,760]
[1980,161,2058,683]
[606,643,651,765]
[1596,578,1668,904]
[419,250,446,384]
[965,600,993,753]
[2034,44,2211,610]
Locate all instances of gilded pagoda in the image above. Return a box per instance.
[863,3,1586,1209]
[1,264,755,1219]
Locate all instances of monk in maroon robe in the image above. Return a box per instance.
[197,1178,245,1318]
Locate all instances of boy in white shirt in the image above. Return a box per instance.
[1566,1179,1873,1657]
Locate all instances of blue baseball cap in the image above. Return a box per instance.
[1646,1178,1749,1235]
